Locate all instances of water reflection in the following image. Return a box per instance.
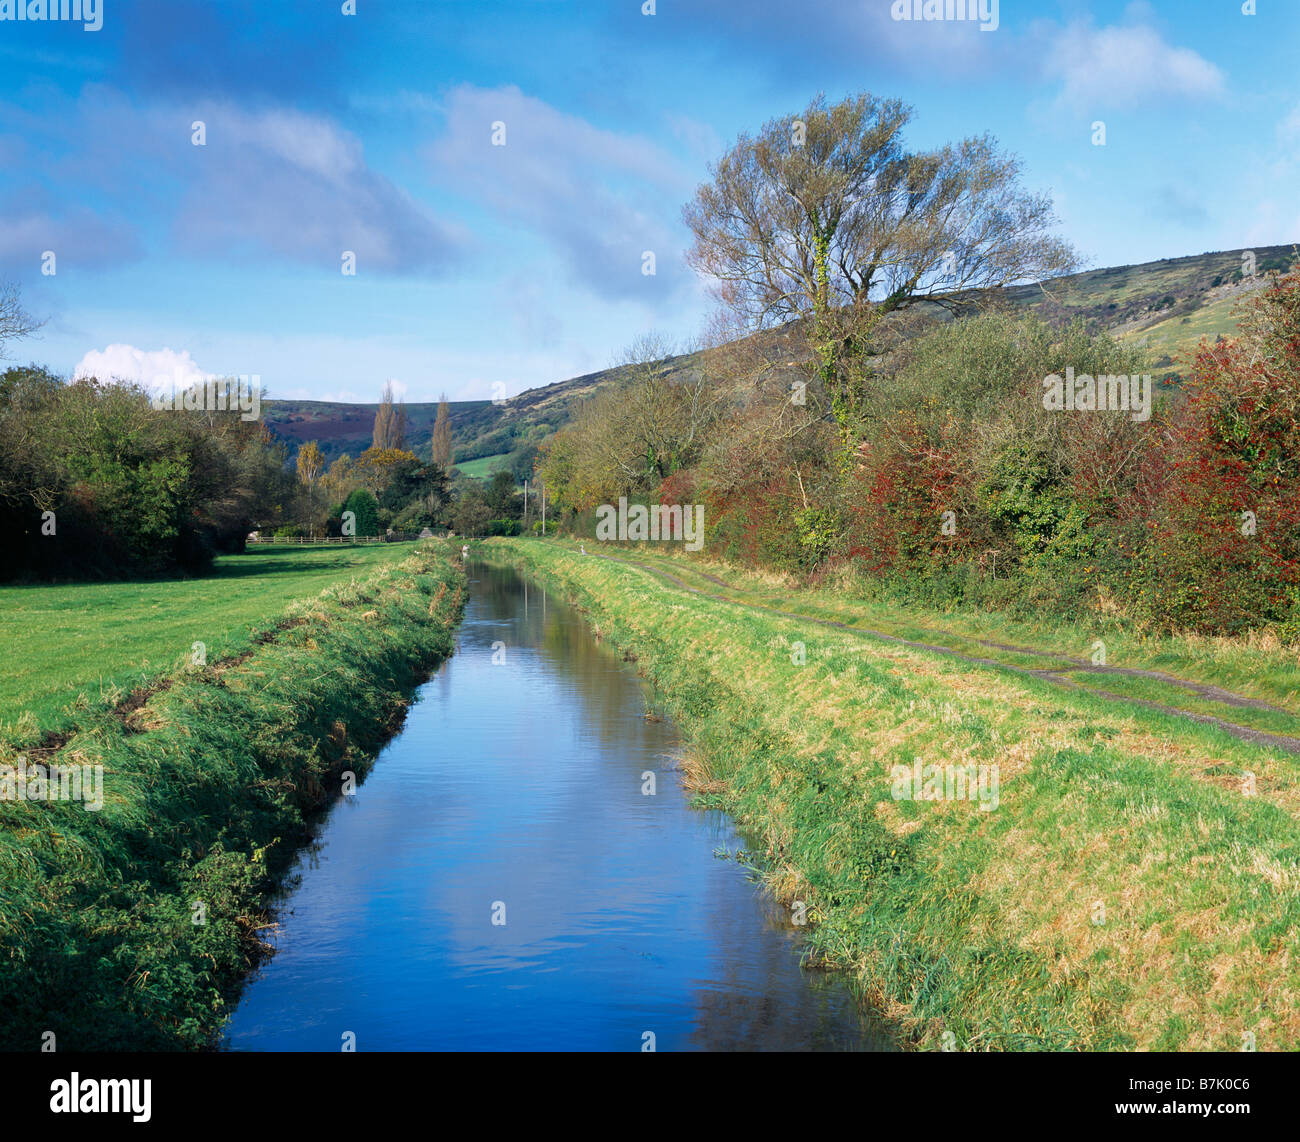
[226,562,889,1051]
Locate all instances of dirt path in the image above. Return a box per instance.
[594,551,1300,757]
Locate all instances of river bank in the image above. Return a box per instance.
[0,542,465,1050]
[479,538,1300,1050]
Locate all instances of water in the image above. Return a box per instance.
[226,562,886,1051]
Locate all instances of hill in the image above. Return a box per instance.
[261,243,1297,477]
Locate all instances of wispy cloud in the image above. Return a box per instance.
[427,84,696,301]
[1047,21,1225,113]
[1,87,468,275]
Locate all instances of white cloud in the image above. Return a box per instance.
[74,344,214,394]
[1048,22,1226,112]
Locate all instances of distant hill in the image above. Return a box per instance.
[262,243,1297,478]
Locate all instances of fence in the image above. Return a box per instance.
[247,534,429,545]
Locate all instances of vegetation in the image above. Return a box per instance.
[0,542,465,1049]
[683,92,1077,436]
[0,543,419,743]
[0,365,293,581]
[535,91,1300,639]
[371,380,408,451]
[431,392,452,470]
[481,539,1300,1051]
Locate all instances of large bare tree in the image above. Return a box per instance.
[682,92,1078,432]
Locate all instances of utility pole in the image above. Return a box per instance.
[524,479,529,530]
[541,480,546,537]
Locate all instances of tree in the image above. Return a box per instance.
[340,488,381,537]
[432,392,452,469]
[372,381,407,450]
[450,485,493,536]
[484,469,520,519]
[379,456,450,522]
[536,334,725,512]
[296,440,324,486]
[682,92,1078,433]
[355,446,418,495]
[0,282,42,361]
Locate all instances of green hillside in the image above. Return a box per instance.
[262,243,1297,476]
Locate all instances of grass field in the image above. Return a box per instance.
[0,541,466,1048]
[452,453,513,480]
[0,543,415,743]
[481,538,1300,1050]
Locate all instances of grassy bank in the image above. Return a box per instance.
[0,542,419,743]
[583,543,1300,729]
[0,541,465,1049]
[480,538,1300,1051]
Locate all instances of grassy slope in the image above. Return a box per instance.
[1122,291,1244,362]
[481,538,1300,1051]
[0,541,466,1049]
[0,543,415,743]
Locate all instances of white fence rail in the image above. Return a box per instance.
[247,534,430,545]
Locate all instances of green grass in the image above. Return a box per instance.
[481,538,1300,1051]
[581,541,1300,723]
[0,543,414,742]
[1121,291,1244,361]
[452,452,513,480]
[0,541,465,1049]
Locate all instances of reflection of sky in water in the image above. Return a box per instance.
[227,564,889,1051]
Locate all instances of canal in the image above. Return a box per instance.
[226,562,885,1050]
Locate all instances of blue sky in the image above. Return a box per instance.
[1,0,1297,404]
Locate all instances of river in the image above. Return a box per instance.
[225,561,886,1050]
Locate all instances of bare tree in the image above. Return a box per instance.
[0,282,43,360]
[682,92,1078,431]
[610,333,724,486]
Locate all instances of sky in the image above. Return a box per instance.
[0,0,1297,405]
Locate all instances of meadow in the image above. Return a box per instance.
[0,543,415,744]
[0,541,465,1049]
[481,538,1300,1050]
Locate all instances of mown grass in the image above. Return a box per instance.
[0,543,415,743]
[481,538,1300,1051]
[0,541,465,1050]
